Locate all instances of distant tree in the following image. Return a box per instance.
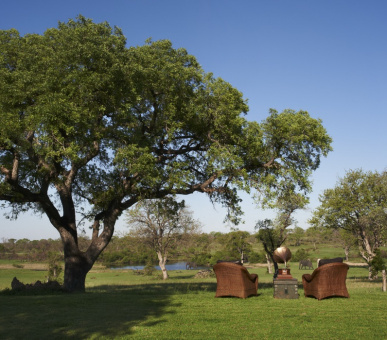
[47,251,63,283]
[126,197,201,279]
[287,226,305,246]
[292,248,310,262]
[333,229,357,261]
[15,238,30,250]
[225,230,253,263]
[7,239,16,252]
[304,227,323,251]
[0,17,332,291]
[100,234,157,267]
[310,169,387,279]
[179,232,211,265]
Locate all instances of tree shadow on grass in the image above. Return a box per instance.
[258,282,275,289]
[0,282,216,340]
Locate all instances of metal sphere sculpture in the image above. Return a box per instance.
[273,247,292,267]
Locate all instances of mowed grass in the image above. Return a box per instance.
[0,263,386,340]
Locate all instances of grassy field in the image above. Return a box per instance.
[0,262,386,340]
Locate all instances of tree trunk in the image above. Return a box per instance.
[63,252,93,292]
[59,217,115,292]
[358,245,375,281]
[267,252,279,279]
[273,261,279,278]
[382,269,386,292]
[157,252,168,280]
[358,227,376,281]
[265,254,272,274]
[59,227,94,292]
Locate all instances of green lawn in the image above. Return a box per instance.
[0,263,386,339]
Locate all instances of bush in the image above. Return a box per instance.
[143,260,156,276]
[292,248,310,262]
[191,253,212,267]
[12,263,24,269]
[371,249,386,277]
[247,251,266,263]
[47,252,63,284]
[209,250,240,266]
[99,250,158,267]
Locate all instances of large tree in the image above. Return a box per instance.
[0,16,332,292]
[310,169,387,279]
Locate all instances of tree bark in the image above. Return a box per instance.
[63,253,92,292]
[357,239,376,280]
[265,254,272,274]
[357,225,376,281]
[273,261,279,278]
[267,251,279,278]
[59,215,116,292]
[157,252,168,280]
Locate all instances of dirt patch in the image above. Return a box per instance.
[346,262,368,267]
[0,263,47,270]
[0,263,107,271]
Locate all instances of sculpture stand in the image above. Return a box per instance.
[276,268,293,280]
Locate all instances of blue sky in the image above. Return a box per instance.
[1,0,386,240]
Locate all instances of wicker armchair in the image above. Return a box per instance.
[302,262,349,300]
[213,262,258,298]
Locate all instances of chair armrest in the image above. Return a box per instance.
[249,273,258,282]
[302,274,312,283]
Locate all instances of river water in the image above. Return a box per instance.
[111,261,208,271]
